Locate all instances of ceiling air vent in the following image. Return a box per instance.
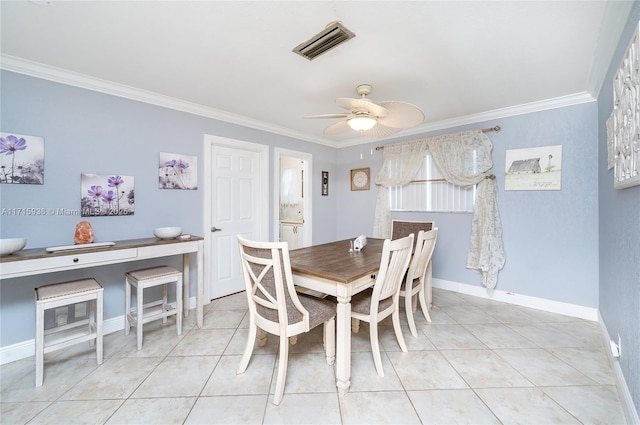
[292,21,355,60]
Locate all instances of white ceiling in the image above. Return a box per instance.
[0,1,633,148]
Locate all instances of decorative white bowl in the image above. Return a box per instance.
[0,238,27,256]
[153,227,182,239]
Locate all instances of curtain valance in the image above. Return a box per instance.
[373,130,505,289]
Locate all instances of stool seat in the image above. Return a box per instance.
[36,278,103,300]
[35,278,103,387]
[126,266,182,282]
[125,266,183,350]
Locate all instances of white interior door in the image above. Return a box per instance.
[204,136,268,300]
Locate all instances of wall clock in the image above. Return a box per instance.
[350,167,370,191]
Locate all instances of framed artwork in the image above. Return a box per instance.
[350,167,370,191]
[0,132,45,184]
[505,145,562,191]
[612,21,640,189]
[606,112,615,170]
[322,171,329,196]
[81,173,135,216]
[159,152,197,190]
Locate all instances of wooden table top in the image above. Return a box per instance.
[0,236,204,263]
[289,238,385,283]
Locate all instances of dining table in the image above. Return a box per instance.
[289,237,385,395]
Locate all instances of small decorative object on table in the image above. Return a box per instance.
[353,235,367,251]
[153,227,182,239]
[0,238,27,256]
[74,221,94,244]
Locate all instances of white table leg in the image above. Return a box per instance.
[182,253,190,318]
[335,295,352,395]
[196,239,204,328]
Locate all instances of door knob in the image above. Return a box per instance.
[211,227,222,232]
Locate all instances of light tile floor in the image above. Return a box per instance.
[0,288,627,424]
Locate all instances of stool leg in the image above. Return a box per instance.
[89,300,96,348]
[162,283,168,324]
[35,301,45,387]
[125,277,132,336]
[176,277,183,336]
[136,283,144,350]
[96,291,103,364]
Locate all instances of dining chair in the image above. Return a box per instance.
[399,228,438,337]
[349,234,414,377]
[236,235,336,405]
[391,219,434,245]
[391,219,436,307]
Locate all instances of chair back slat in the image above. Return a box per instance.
[372,234,414,304]
[238,236,308,327]
[407,228,438,283]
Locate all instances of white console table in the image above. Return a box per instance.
[0,236,205,328]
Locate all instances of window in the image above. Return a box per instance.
[389,153,475,212]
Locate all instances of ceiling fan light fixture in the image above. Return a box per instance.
[347,116,377,132]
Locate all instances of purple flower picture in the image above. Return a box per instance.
[81,173,135,216]
[159,152,197,190]
[0,132,45,184]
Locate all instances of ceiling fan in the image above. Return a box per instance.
[305,84,425,137]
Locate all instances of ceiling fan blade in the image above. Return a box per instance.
[305,113,350,119]
[359,123,401,138]
[376,101,425,129]
[335,97,389,117]
[323,120,352,135]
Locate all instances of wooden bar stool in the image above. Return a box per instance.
[125,266,183,350]
[35,278,103,387]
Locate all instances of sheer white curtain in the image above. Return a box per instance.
[373,130,505,289]
[372,139,428,238]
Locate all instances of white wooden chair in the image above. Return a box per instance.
[35,278,103,387]
[391,219,436,308]
[236,235,336,405]
[125,266,183,350]
[349,234,413,377]
[399,228,438,336]
[391,220,434,242]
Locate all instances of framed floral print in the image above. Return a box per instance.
[0,132,44,184]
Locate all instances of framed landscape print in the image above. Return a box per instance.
[505,145,562,191]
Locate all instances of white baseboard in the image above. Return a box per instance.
[432,278,599,321]
[597,312,640,425]
[0,296,197,365]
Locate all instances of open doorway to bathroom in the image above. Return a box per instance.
[273,148,312,248]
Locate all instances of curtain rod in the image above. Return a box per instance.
[410,174,496,184]
[374,125,501,151]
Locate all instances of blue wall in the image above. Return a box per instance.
[597,3,640,416]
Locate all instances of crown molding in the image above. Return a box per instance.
[588,2,635,98]
[1,54,594,150]
[335,91,595,148]
[0,54,338,148]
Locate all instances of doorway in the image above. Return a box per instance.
[203,135,269,301]
[273,148,312,248]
